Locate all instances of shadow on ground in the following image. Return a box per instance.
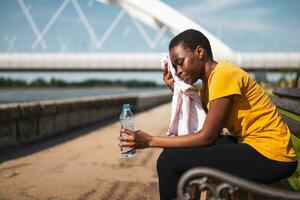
[0,118,118,163]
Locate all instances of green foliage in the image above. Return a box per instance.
[0,77,27,87]
[0,77,160,88]
[29,78,48,87]
[50,78,68,86]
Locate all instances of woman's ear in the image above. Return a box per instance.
[196,46,205,59]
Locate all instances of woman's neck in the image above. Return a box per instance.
[202,59,217,82]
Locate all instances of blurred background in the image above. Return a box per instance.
[0,0,299,104]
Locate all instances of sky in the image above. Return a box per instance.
[0,0,300,53]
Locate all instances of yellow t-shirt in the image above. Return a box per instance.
[203,61,296,162]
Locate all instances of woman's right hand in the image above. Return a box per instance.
[119,129,152,153]
[162,64,174,92]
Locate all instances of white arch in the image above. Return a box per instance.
[97,0,234,60]
[1,0,298,71]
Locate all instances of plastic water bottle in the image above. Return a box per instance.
[119,104,136,158]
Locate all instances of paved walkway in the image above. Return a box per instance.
[0,103,171,200]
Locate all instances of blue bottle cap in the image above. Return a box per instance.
[122,104,130,109]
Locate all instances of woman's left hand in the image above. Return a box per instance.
[118,129,152,154]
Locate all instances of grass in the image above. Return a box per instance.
[278,109,300,190]
[264,87,300,190]
[278,108,300,122]
[287,135,300,190]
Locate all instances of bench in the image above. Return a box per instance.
[177,87,300,200]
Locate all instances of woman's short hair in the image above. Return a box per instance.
[169,29,213,58]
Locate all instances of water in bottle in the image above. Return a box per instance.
[119,104,136,158]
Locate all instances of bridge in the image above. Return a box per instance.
[1,52,300,72]
[0,0,299,72]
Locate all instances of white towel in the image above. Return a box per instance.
[161,54,206,136]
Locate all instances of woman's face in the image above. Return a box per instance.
[169,44,203,85]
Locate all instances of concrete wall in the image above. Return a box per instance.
[0,90,171,149]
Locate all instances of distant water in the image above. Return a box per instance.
[0,70,295,104]
[0,87,169,104]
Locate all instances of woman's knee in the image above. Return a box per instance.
[156,149,175,174]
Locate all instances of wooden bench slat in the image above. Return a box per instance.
[281,115,300,138]
[270,96,300,116]
[273,88,300,100]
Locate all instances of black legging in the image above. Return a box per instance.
[156,136,297,200]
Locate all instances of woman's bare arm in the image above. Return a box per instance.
[119,96,233,153]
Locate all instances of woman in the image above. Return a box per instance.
[119,29,297,200]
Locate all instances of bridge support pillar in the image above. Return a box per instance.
[253,71,267,84]
[296,72,300,88]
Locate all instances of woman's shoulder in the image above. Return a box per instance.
[212,61,250,82]
[215,61,246,74]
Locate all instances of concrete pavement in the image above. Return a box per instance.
[0,102,171,200]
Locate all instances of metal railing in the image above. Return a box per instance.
[177,167,300,200]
